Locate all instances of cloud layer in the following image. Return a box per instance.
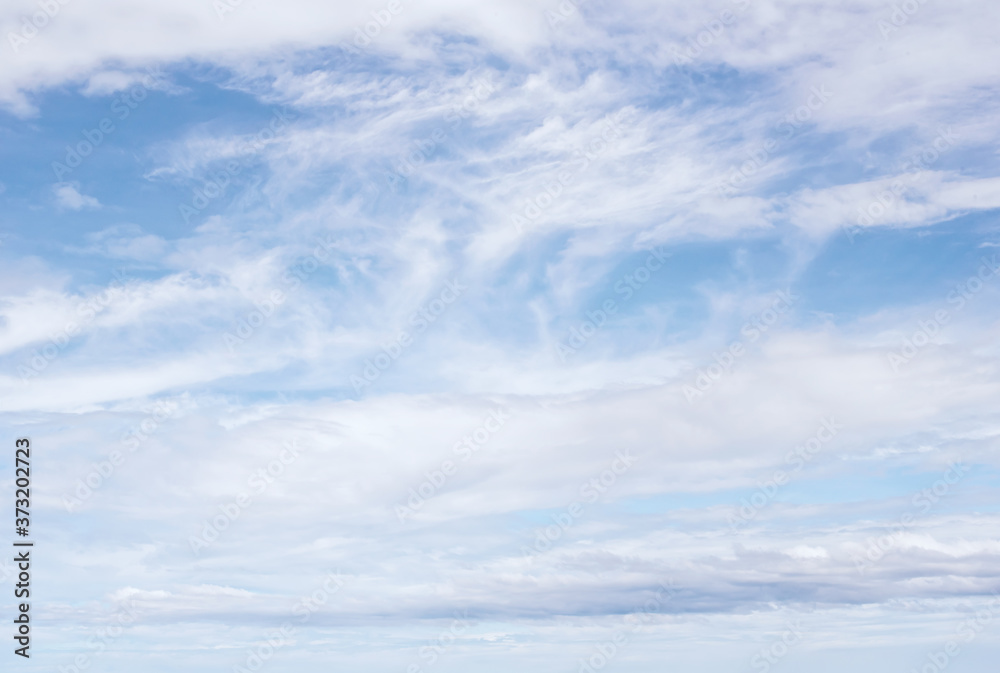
[1,0,999,671]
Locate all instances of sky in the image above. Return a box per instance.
[1,0,1000,671]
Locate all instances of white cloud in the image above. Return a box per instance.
[54,182,101,210]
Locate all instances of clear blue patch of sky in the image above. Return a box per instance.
[797,211,1000,322]
[0,69,293,267]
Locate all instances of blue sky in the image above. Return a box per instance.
[1,0,1000,671]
